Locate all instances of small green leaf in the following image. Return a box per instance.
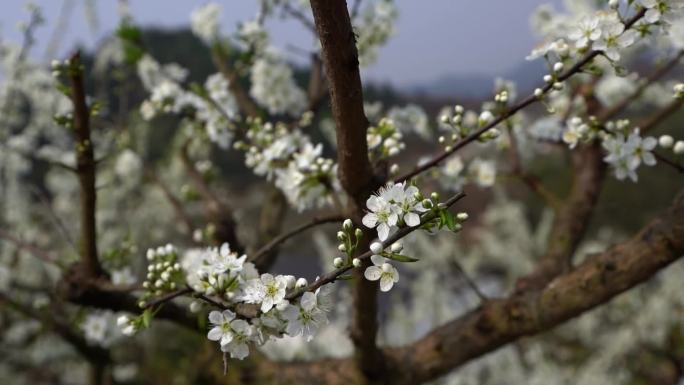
[386,253,419,263]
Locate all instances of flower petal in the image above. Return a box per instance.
[364,266,382,281]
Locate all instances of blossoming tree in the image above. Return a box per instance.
[1,0,684,384]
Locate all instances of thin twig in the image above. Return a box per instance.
[449,258,488,303]
[0,229,59,264]
[285,192,467,301]
[248,214,345,263]
[394,9,646,183]
[654,152,684,174]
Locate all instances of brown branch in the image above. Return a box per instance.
[0,228,59,264]
[516,89,606,292]
[285,193,467,300]
[389,188,684,384]
[248,213,344,266]
[598,50,683,122]
[0,292,111,365]
[180,141,243,252]
[639,97,684,134]
[243,189,684,385]
[249,186,289,272]
[395,9,646,183]
[147,169,194,234]
[506,125,561,208]
[309,0,382,377]
[68,52,102,277]
[655,151,684,174]
[211,46,261,118]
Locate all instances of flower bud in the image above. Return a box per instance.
[352,258,362,267]
[343,219,353,230]
[390,242,403,253]
[370,242,383,254]
[553,62,564,73]
[337,231,346,241]
[117,315,130,327]
[189,300,202,313]
[295,277,308,288]
[355,228,364,238]
[333,257,344,268]
[338,244,347,252]
[543,74,552,83]
[534,88,543,98]
[659,135,674,148]
[454,105,464,114]
[552,82,564,90]
[456,212,469,221]
[674,141,684,155]
[430,192,439,201]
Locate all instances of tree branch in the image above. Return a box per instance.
[248,213,344,268]
[68,52,103,277]
[395,9,646,183]
[309,0,382,377]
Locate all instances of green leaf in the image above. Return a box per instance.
[386,253,419,263]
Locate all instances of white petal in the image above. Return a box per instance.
[366,196,381,211]
[229,342,250,360]
[301,292,316,312]
[207,327,223,341]
[261,297,274,313]
[377,223,390,241]
[362,213,378,228]
[379,275,395,292]
[404,212,420,227]
[221,309,236,321]
[208,310,223,325]
[370,254,385,266]
[364,266,382,281]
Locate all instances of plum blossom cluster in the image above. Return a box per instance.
[438,104,501,150]
[354,0,398,66]
[137,55,239,148]
[139,244,185,307]
[436,156,497,192]
[366,118,406,161]
[249,50,308,116]
[362,182,429,241]
[118,242,334,362]
[234,117,338,211]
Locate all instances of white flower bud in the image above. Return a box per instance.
[454,105,464,114]
[338,243,347,252]
[553,62,564,73]
[543,74,553,83]
[456,212,469,221]
[430,192,439,200]
[333,257,344,268]
[343,219,353,230]
[609,0,619,8]
[295,277,308,288]
[390,242,403,253]
[122,325,136,336]
[674,141,684,155]
[440,114,450,124]
[352,258,362,267]
[659,135,674,148]
[389,164,399,174]
[355,228,363,238]
[146,249,156,261]
[189,300,202,313]
[337,231,346,241]
[284,275,296,289]
[552,82,564,90]
[534,88,543,98]
[370,242,383,254]
[117,315,130,327]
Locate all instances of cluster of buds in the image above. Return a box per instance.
[439,105,500,150]
[366,118,405,161]
[419,191,469,234]
[139,244,184,308]
[334,219,364,268]
[658,135,684,155]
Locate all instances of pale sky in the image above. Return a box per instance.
[0,0,565,88]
